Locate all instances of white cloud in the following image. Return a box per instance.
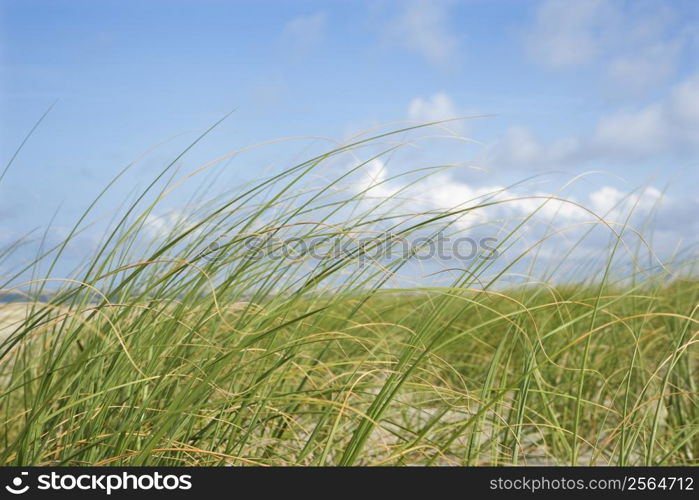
[348,156,686,272]
[591,105,669,157]
[408,92,459,123]
[282,12,327,54]
[144,210,188,239]
[606,40,681,94]
[669,74,699,127]
[384,0,459,67]
[487,127,581,168]
[487,73,699,168]
[589,186,628,214]
[591,73,699,157]
[358,159,395,200]
[523,0,694,96]
[357,159,665,230]
[589,186,662,218]
[524,0,615,67]
[494,127,541,166]
[358,158,499,227]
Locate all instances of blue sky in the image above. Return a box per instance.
[1,0,698,278]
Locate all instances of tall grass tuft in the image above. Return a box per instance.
[0,122,697,465]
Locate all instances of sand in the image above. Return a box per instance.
[0,304,30,340]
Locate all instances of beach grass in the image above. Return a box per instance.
[0,123,697,466]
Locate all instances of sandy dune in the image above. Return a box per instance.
[0,304,30,340]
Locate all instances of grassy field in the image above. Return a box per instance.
[0,125,697,465]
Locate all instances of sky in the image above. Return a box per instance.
[1,0,698,281]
